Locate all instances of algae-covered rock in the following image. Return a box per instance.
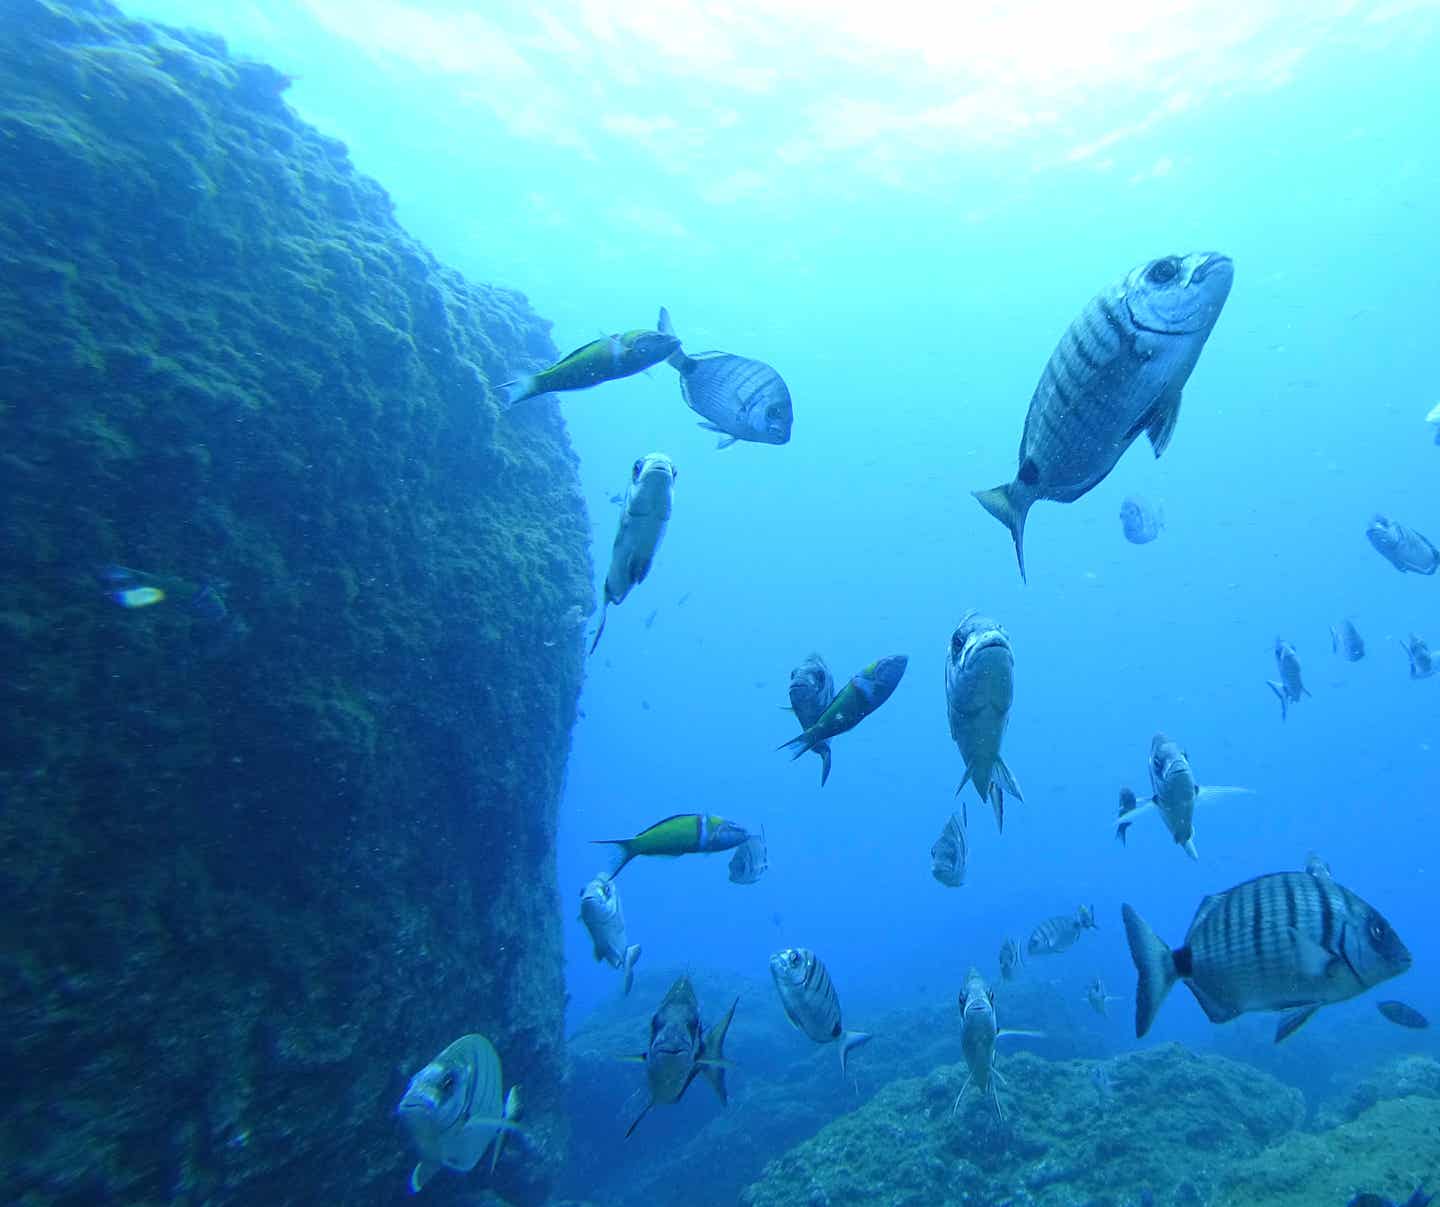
[741,1044,1305,1207]
[1216,1095,1440,1207]
[0,2,589,1203]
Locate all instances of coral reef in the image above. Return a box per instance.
[0,1,589,1203]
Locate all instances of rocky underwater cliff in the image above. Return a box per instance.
[0,1,591,1203]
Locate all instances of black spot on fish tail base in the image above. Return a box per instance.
[1173,946,1194,977]
[1019,458,1040,485]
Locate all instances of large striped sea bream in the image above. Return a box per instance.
[1123,860,1411,1044]
[657,308,793,448]
[769,947,871,1077]
[975,252,1234,579]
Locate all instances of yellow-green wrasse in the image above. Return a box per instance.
[498,313,679,407]
[593,812,750,878]
[769,947,870,1077]
[1123,860,1411,1043]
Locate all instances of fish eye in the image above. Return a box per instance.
[787,951,801,967]
[1147,257,1181,284]
[631,459,643,481]
[950,631,964,654]
[1369,919,1387,943]
[439,1071,455,1094]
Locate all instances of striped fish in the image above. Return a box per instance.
[974,252,1233,580]
[769,947,871,1077]
[1402,634,1436,679]
[998,936,1024,982]
[786,653,837,787]
[944,611,1024,833]
[1267,639,1310,721]
[1123,862,1412,1044]
[1331,617,1366,662]
[1367,514,1440,574]
[657,309,793,448]
[930,812,967,887]
[1028,905,1098,956]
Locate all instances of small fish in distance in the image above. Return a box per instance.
[930,813,968,887]
[1119,495,1165,544]
[1028,906,1099,957]
[1331,617,1365,661]
[1267,639,1310,721]
[1367,515,1440,575]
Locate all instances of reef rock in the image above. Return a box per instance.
[741,1044,1305,1207]
[0,1,589,1203]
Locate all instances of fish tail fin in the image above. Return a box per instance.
[657,306,693,371]
[622,944,641,996]
[624,1099,653,1139]
[1330,626,1339,654]
[589,602,609,655]
[1116,786,1137,846]
[591,840,635,878]
[778,729,816,760]
[1267,680,1287,722]
[973,482,1034,582]
[698,996,739,1105]
[818,742,833,787]
[955,766,974,798]
[1122,903,1178,1039]
[499,374,536,409]
[839,1030,871,1079]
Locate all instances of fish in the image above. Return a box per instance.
[642,608,659,630]
[998,937,1024,982]
[498,317,680,407]
[1267,639,1310,721]
[592,813,750,878]
[930,813,968,887]
[952,967,1043,1121]
[778,655,908,762]
[784,654,837,783]
[1376,1000,1429,1029]
[579,874,642,995]
[769,947,871,1077]
[1122,861,1412,1043]
[1367,515,1440,575]
[1028,905,1099,957]
[656,308,793,448]
[591,453,676,654]
[1331,618,1366,662]
[1114,733,1253,860]
[1349,1188,1432,1207]
[397,1033,522,1193]
[944,612,1025,832]
[728,829,769,885]
[624,974,736,1137]
[1119,495,1165,544]
[1085,976,1124,1017]
[973,252,1234,579]
[107,585,166,608]
[1400,634,1436,679]
[1430,400,1440,445]
[785,653,837,786]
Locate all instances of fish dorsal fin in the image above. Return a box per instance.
[1145,388,1184,457]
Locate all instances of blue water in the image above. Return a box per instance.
[129,0,1437,1113]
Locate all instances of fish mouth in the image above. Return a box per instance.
[1190,252,1233,284]
[962,632,1011,665]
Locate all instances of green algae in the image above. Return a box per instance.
[0,1,590,1203]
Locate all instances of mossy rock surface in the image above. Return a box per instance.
[0,2,589,1203]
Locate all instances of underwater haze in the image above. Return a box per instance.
[29,0,1440,1202]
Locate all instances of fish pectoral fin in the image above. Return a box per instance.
[1193,786,1254,807]
[715,435,738,449]
[624,1099,654,1139]
[615,1053,648,1064]
[410,1160,442,1193]
[695,1057,736,1069]
[1275,1004,1320,1043]
[1144,388,1184,457]
[996,1028,1045,1040]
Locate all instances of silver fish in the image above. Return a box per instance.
[1028,905,1098,957]
[579,874,641,995]
[1331,618,1365,662]
[398,1033,522,1192]
[974,252,1234,579]
[769,947,871,1077]
[625,975,736,1137]
[945,611,1024,833]
[728,829,769,885]
[1401,634,1436,679]
[1085,976,1124,1017]
[1429,400,1440,444]
[998,936,1024,982]
[1267,639,1310,721]
[657,308,793,448]
[952,967,1042,1121]
[1119,495,1165,544]
[591,453,675,653]
[1367,515,1440,575]
[1123,862,1412,1043]
[1115,734,1253,860]
[786,653,836,787]
[930,813,968,887]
